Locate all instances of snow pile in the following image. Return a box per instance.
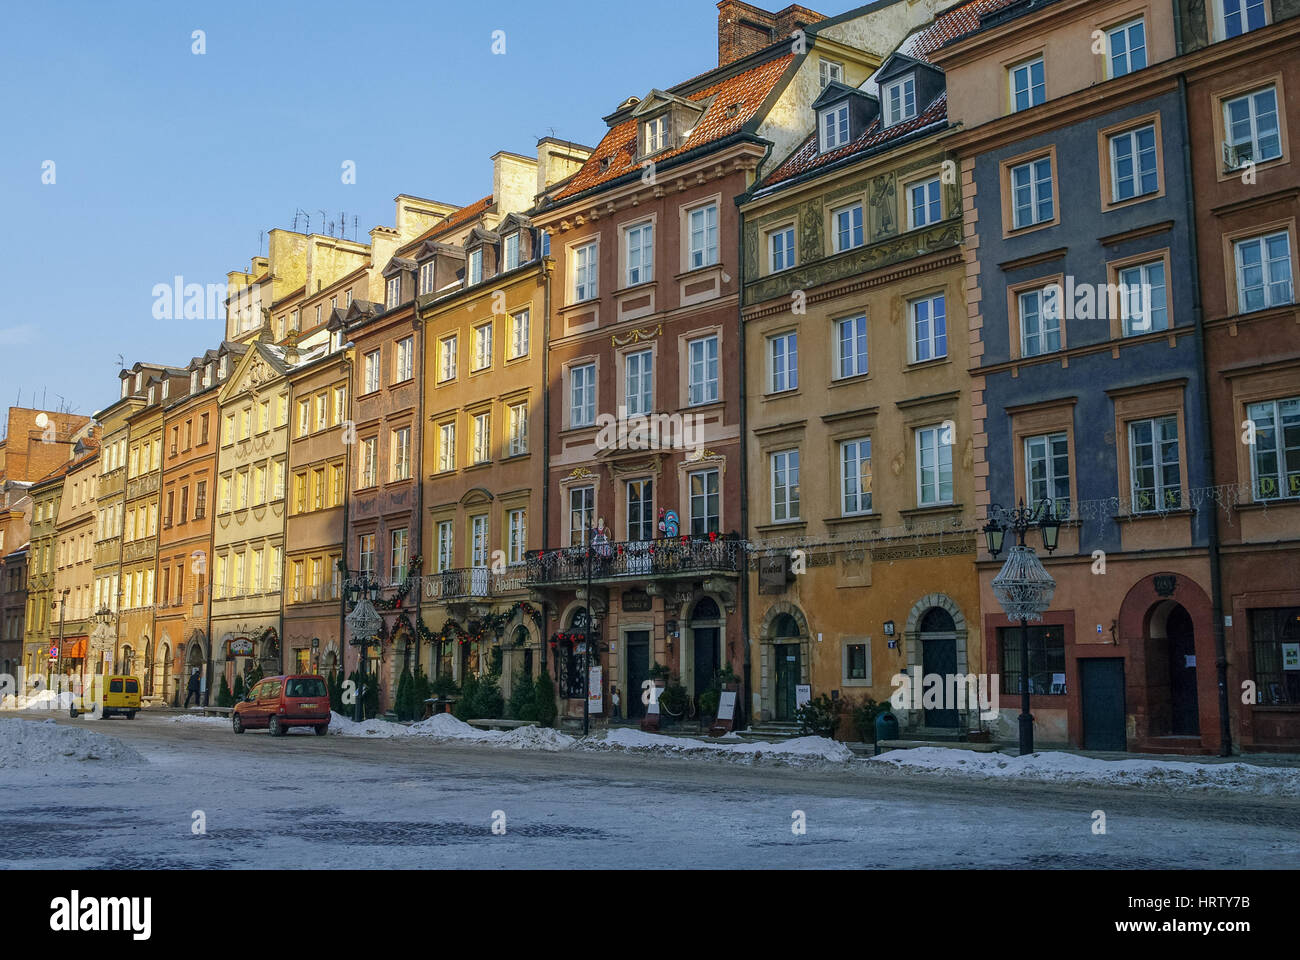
[169,714,230,725]
[0,718,145,768]
[331,712,576,750]
[328,712,418,738]
[1,689,76,711]
[495,726,576,751]
[589,728,853,763]
[871,747,1300,795]
[407,713,493,740]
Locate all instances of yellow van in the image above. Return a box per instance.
[69,676,142,719]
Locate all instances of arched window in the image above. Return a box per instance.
[691,598,720,621]
[772,613,801,639]
[920,607,955,634]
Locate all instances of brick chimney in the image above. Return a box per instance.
[717,1,825,67]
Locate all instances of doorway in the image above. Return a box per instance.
[625,630,650,720]
[1081,658,1126,751]
[774,644,799,721]
[1166,605,1199,736]
[919,608,957,728]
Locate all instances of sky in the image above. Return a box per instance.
[0,0,841,423]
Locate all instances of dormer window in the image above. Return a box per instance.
[205,362,214,387]
[219,356,228,379]
[468,249,483,286]
[134,372,143,392]
[643,115,669,155]
[819,58,843,89]
[419,260,435,295]
[883,76,916,126]
[503,233,520,272]
[121,379,129,399]
[161,380,169,400]
[385,276,400,308]
[820,104,850,152]
[190,371,199,394]
[148,386,156,404]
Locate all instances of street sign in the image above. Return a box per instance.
[49,644,58,661]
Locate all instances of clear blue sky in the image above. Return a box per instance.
[0,0,841,420]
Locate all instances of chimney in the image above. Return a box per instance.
[717,1,825,67]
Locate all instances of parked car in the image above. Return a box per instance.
[232,675,330,736]
[69,675,141,719]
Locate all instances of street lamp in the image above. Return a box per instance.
[344,575,382,722]
[985,499,1059,756]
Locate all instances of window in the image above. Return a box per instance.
[272,461,285,500]
[626,222,654,286]
[819,58,842,88]
[392,427,411,480]
[832,203,863,252]
[439,335,458,382]
[769,225,795,272]
[768,331,798,393]
[509,309,530,359]
[569,486,594,545]
[357,534,375,579]
[689,468,720,535]
[1234,231,1293,311]
[508,402,528,456]
[1106,18,1147,77]
[470,516,488,568]
[688,203,719,269]
[819,104,850,152]
[315,393,328,432]
[395,336,413,382]
[508,509,527,565]
[841,438,872,516]
[911,293,948,362]
[1221,0,1267,38]
[1224,86,1282,171]
[687,335,719,406]
[625,349,653,415]
[438,422,456,473]
[626,479,655,541]
[771,450,800,523]
[214,556,227,600]
[199,414,209,445]
[573,242,598,301]
[472,412,491,464]
[835,314,868,379]
[503,232,520,272]
[419,259,436,295]
[999,625,1066,695]
[1010,156,1054,229]
[1247,397,1300,500]
[294,472,308,513]
[570,363,596,428]
[333,386,346,425]
[907,177,941,229]
[360,437,378,488]
[390,529,409,583]
[1129,416,1181,512]
[253,465,266,505]
[883,75,916,126]
[219,474,232,512]
[1018,287,1061,357]
[385,276,400,309]
[1118,260,1168,335]
[916,425,954,506]
[845,642,869,682]
[363,350,380,393]
[436,522,453,572]
[473,323,493,371]
[1025,432,1071,517]
[195,480,206,518]
[468,249,483,286]
[1109,124,1159,202]
[296,399,310,438]
[1010,57,1045,112]
[643,114,668,155]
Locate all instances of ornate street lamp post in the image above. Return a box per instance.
[985,499,1060,756]
[344,575,382,723]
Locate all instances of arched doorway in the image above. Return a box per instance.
[142,638,153,695]
[156,641,172,704]
[120,644,135,677]
[919,608,958,728]
[689,597,722,707]
[1147,600,1199,737]
[771,612,802,721]
[559,607,592,700]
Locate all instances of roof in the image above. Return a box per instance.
[547,51,796,205]
[399,195,494,255]
[923,0,1023,53]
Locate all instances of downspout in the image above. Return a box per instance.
[203,394,216,705]
[541,251,553,668]
[338,348,353,686]
[413,303,425,679]
[735,176,757,732]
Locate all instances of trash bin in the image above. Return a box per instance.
[874,709,899,756]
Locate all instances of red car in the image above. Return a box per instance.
[232,675,330,736]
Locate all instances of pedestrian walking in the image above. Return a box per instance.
[184,668,201,708]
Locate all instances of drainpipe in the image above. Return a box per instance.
[1175,71,1233,756]
[541,251,553,668]
[413,303,425,680]
[338,351,353,686]
[735,191,752,732]
[203,399,216,705]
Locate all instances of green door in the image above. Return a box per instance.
[774,644,800,721]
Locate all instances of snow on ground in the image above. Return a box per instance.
[1,689,76,711]
[586,727,854,763]
[0,717,145,768]
[872,746,1300,795]
[169,714,230,725]
[329,711,577,750]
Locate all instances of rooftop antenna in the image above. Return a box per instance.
[340,211,346,240]
[318,209,328,237]
[353,216,358,241]
[258,229,265,255]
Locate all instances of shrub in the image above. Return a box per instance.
[507,669,537,721]
[393,666,416,721]
[327,668,344,714]
[648,662,670,681]
[412,665,431,718]
[795,694,839,738]
[533,668,558,727]
[216,675,233,708]
[347,669,380,719]
[658,682,688,723]
[453,672,504,721]
[232,675,245,702]
[851,697,888,743]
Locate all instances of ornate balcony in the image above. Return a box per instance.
[420,566,529,602]
[524,536,743,587]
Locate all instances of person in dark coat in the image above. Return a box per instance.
[184,668,201,707]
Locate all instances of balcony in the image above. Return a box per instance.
[421,566,528,602]
[524,536,743,586]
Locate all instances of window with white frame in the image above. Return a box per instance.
[503,232,520,272]
[832,203,864,252]
[687,335,719,405]
[419,260,435,295]
[394,336,413,382]
[573,241,598,301]
[768,331,798,393]
[390,528,409,583]
[688,203,718,269]
[1106,18,1147,77]
[470,516,488,568]
[1010,57,1045,112]
[1010,156,1054,229]
[1221,0,1267,38]
[769,225,795,272]
[689,468,719,535]
[570,363,596,428]
[1118,260,1168,335]
[508,508,527,564]
[1025,432,1071,517]
[626,479,654,541]
[1018,286,1061,356]
[510,308,530,358]
[363,349,380,393]
[1246,396,1300,500]
[820,103,850,152]
[841,438,872,515]
[1129,416,1181,512]
[472,412,490,463]
[625,349,653,415]
[883,75,916,126]
[391,427,411,481]
[569,486,594,545]
[1109,124,1159,201]
[911,293,948,362]
[385,276,400,309]
[916,425,954,506]
[473,322,493,371]
[819,58,843,89]
[438,422,456,473]
[1223,86,1281,167]
[436,521,453,572]
[626,222,653,286]
[468,248,483,286]
[439,334,458,382]
[360,437,377,487]
[770,450,800,523]
[1234,231,1293,311]
[643,114,668,155]
[908,177,942,229]
[508,402,528,456]
[835,313,868,379]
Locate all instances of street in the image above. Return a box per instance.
[1,712,1297,869]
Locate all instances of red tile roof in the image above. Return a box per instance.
[400,194,494,254]
[549,52,796,204]
[914,0,1021,57]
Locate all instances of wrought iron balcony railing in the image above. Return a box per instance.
[524,536,743,586]
[421,566,529,602]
